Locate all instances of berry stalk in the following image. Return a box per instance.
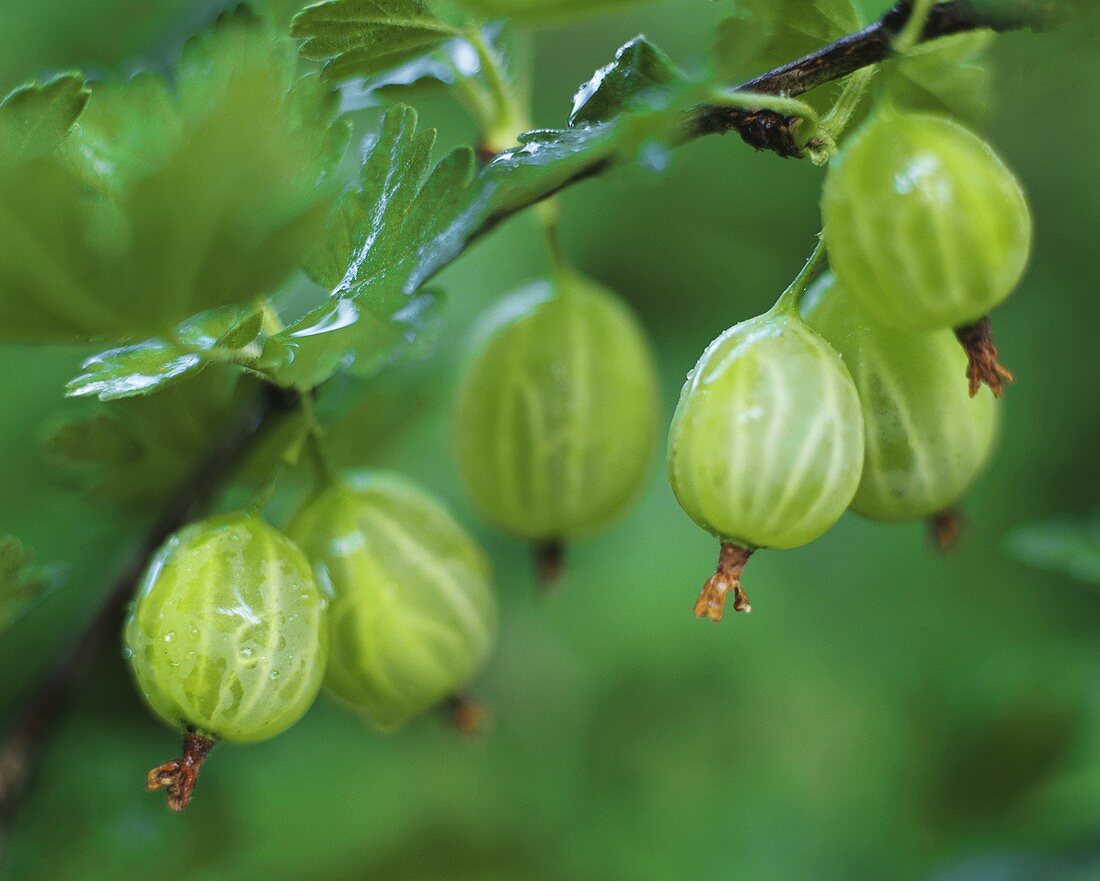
[695,545,754,622]
[147,734,215,813]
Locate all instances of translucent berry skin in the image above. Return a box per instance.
[288,472,496,732]
[668,312,865,549]
[454,273,659,541]
[125,512,328,744]
[803,273,1000,522]
[822,112,1031,331]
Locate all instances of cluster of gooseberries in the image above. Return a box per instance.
[126,103,1029,807]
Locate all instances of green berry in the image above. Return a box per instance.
[288,472,496,731]
[668,309,864,618]
[125,512,328,743]
[454,272,659,544]
[822,112,1031,331]
[802,273,1000,522]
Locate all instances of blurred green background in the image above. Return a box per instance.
[1,1,1098,879]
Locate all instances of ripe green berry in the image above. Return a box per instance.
[822,111,1031,331]
[126,511,327,810]
[288,472,496,732]
[802,273,999,523]
[454,272,659,553]
[668,308,864,619]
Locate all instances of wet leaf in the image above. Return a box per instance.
[570,37,686,127]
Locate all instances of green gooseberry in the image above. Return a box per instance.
[668,308,864,619]
[822,111,1031,331]
[802,272,1000,523]
[125,511,328,809]
[288,472,497,732]
[453,271,659,564]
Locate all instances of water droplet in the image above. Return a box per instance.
[163,630,176,643]
[121,647,133,660]
[269,670,280,680]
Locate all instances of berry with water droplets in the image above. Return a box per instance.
[125,511,328,809]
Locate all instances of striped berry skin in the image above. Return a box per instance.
[822,112,1031,331]
[288,473,496,732]
[803,273,999,522]
[125,512,328,744]
[454,273,659,543]
[668,312,864,550]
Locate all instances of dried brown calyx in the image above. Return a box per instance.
[694,544,754,622]
[955,316,1014,398]
[533,540,566,590]
[445,694,491,736]
[929,508,964,553]
[147,733,214,812]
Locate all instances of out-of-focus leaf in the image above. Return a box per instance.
[0,536,62,633]
[714,0,861,81]
[1005,514,1100,584]
[457,0,653,25]
[44,369,249,508]
[570,37,686,127]
[66,307,265,401]
[884,31,994,127]
[292,0,459,81]
[0,74,89,161]
[0,8,349,344]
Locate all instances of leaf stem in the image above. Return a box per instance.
[466,26,529,154]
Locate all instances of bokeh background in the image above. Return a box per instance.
[1,1,1098,879]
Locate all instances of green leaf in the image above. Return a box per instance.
[44,369,250,508]
[884,31,994,127]
[715,0,861,81]
[291,0,459,81]
[570,37,686,127]
[256,69,695,390]
[66,306,265,401]
[1005,514,1100,585]
[457,0,653,25]
[0,8,349,344]
[0,73,89,161]
[258,105,471,389]
[0,536,62,633]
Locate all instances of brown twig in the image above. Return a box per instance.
[694,544,754,622]
[473,1,1043,245]
[0,386,291,853]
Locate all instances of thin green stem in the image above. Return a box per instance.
[300,393,337,488]
[895,0,936,53]
[466,26,529,153]
[770,237,829,316]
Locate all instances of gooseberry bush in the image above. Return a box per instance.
[0,0,1074,815]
